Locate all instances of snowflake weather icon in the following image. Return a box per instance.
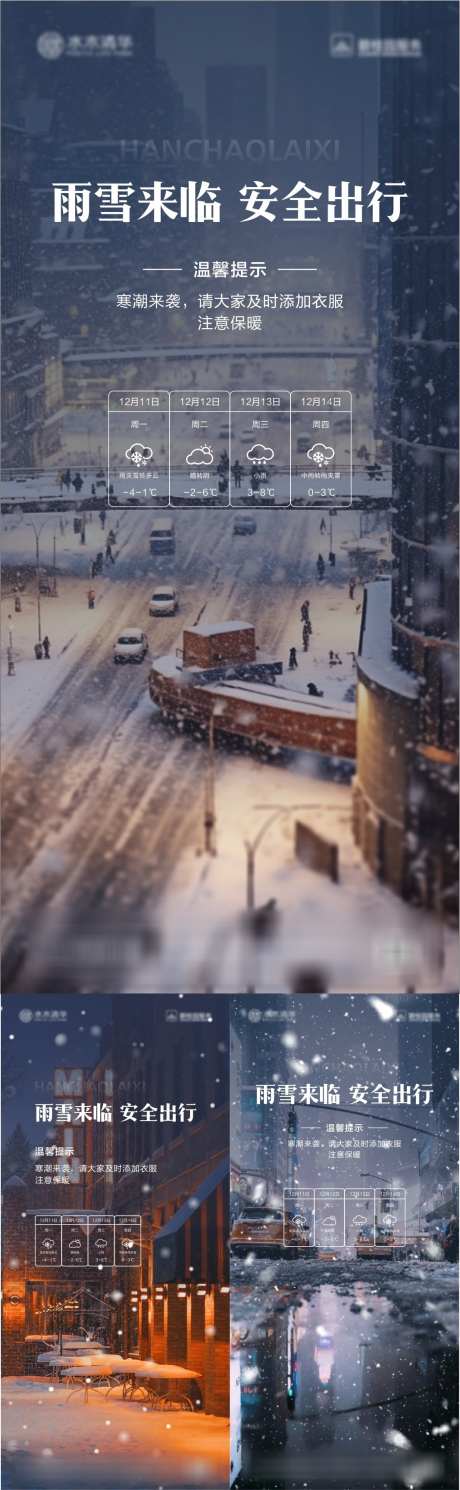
[306,442,335,467]
[125,443,154,467]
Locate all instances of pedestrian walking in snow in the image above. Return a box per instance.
[105,542,115,564]
[300,599,310,624]
[349,576,356,599]
[302,621,312,652]
[288,646,298,669]
[43,635,51,659]
[329,649,342,666]
[316,554,325,580]
[100,509,106,528]
[73,471,83,494]
[320,517,327,534]
[63,468,71,491]
[87,588,95,609]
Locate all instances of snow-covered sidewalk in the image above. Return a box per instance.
[130,751,456,994]
[1,576,115,755]
[2,1380,229,1488]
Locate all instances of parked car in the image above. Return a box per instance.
[230,1206,284,1256]
[113,628,148,663]
[149,585,178,617]
[284,1211,315,1256]
[356,1224,396,1259]
[231,1205,316,1258]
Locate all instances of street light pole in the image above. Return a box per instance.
[35,530,42,645]
[204,710,217,855]
[26,519,51,648]
[7,614,15,676]
[245,841,255,911]
[244,802,341,914]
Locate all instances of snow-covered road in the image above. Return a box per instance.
[2,505,453,994]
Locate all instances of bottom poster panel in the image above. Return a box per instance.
[2,994,230,1488]
[230,994,458,1490]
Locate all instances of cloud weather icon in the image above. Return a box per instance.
[246,443,274,464]
[185,444,214,465]
[306,442,335,466]
[125,443,154,466]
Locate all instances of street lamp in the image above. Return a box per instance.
[25,518,53,649]
[7,614,15,676]
[203,708,217,855]
[244,801,340,913]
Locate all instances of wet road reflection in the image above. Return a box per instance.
[232,1277,458,1489]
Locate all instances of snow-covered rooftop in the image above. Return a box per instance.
[358,579,419,700]
[187,620,253,637]
[203,676,355,720]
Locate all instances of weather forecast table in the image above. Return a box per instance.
[282,1187,406,1249]
[34,1214,142,1266]
[107,389,353,507]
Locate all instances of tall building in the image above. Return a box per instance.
[206,66,268,142]
[230,999,295,1213]
[353,1,459,915]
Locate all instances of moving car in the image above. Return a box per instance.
[113,628,148,664]
[149,585,178,617]
[233,514,257,536]
[150,517,175,555]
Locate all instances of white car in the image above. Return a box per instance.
[113,628,148,663]
[149,586,178,616]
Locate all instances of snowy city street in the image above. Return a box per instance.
[2,505,455,994]
[231,1262,458,1489]
[1,503,455,1001]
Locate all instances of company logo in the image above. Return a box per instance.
[330,32,355,58]
[37,31,65,60]
[37,31,134,60]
